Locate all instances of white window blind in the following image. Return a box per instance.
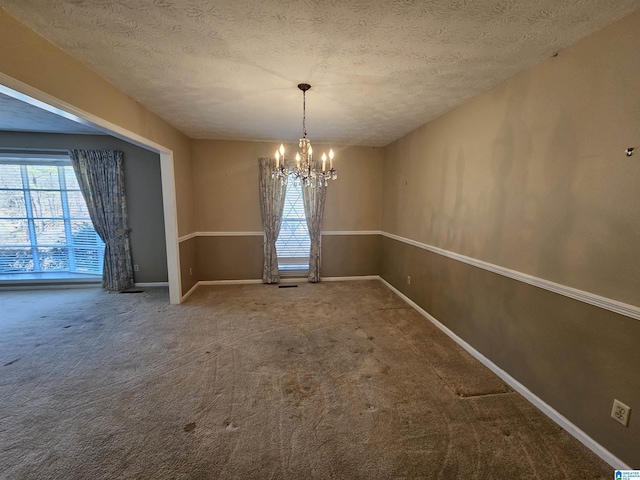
[276,181,310,271]
[0,153,104,275]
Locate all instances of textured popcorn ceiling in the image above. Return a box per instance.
[1,0,638,146]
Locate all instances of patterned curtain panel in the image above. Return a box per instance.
[69,149,134,292]
[258,157,287,284]
[302,177,327,283]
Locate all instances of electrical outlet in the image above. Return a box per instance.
[611,399,631,427]
[134,264,139,272]
[189,267,193,276]
[406,276,411,285]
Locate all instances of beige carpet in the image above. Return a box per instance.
[0,281,611,479]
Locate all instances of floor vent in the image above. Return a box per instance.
[278,285,298,288]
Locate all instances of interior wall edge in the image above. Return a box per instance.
[381,231,640,321]
[199,279,263,285]
[378,276,631,471]
[0,76,167,153]
[0,75,183,303]
[321,275,380,282]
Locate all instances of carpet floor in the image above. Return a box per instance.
[0,281,612,479]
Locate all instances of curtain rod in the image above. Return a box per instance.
[0,147,69,156]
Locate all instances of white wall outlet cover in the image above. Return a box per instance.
[611,399,631,427]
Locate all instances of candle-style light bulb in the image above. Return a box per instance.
[279,144,285,156]
[329,149,334,169]
[275,150,280,168]
[322,152,327,172]
[295,153,301,165]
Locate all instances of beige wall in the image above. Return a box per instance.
[322,146,383,232]
[191,140,268,232]
[190,140,384,280]
[382,11,640,308]
[191,140,383,233]
[381,11,640,466]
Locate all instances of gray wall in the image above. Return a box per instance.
[0,131,167,283]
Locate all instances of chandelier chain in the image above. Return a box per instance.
[302,89,307,139]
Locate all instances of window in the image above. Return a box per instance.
[276,181,310,272]
[0,153,104,276]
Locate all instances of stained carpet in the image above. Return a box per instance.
[0,281,612,479]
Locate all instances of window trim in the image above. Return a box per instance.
[276,181,310,272]
[0,152,104,276]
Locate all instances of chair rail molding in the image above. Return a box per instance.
[381,231,640,321]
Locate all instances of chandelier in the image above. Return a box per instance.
[273,83,337,187]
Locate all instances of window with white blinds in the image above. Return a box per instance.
[276,181,310,271]
[0,154,104,275]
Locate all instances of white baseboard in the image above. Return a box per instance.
[180,281,200,302]
[279,277,306,283]
[378,277,631,470]
[180,279,264,302]
[1,282,166,291]
[322,275,380,282]
[181,276,379,297]
[199,279,263,285]
[0,283,100,291]
[275,276,380,284]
